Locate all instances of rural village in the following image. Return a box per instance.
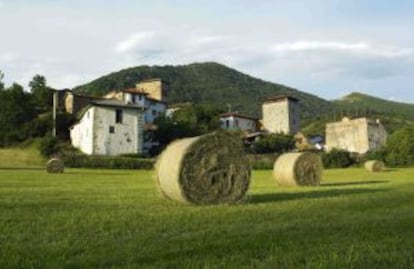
[57,78,388,156]
[1,1,413,268]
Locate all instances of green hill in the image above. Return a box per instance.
[73,62,332,118]
[74,62,413,135]
[334,92,414,121]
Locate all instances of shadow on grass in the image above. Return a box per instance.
[64,171,133,176]
[248,188,387,204]
[321,180,389,187]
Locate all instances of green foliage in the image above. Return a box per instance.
[321,148,354,168]
[250,134,295,154]
[39,135,59,157]
[384,125,414,167]
[0,70,4,91]
[73,62,332,118]
[248,153,279,170]
[151,104,223,154]
[29,74,53,112]
[61,152,154,169]
[0,83,37,146]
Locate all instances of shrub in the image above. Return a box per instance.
[384,125,414,167]
[247,154,280,170]
[251,134,295,154]
[61,152,154,170]
[321,148,354,169]
[39,135,59,157]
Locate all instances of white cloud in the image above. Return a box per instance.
[115,32,155,53]
[271,40,414,59]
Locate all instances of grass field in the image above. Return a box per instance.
[0,167,413,268]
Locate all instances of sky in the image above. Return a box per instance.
[1,0,414,102]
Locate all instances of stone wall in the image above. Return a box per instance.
[136,79,169,101]
[262,99,300,134]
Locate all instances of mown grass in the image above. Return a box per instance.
[0,140,46,168]
[0,167,413,268]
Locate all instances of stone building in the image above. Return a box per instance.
[325,117,388,154]
[220,112,258,133]
[261,95,300,134]
[70,100,145,156]
[136,78,170,102]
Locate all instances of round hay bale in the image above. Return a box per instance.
[46,158,64,174]
[364,160,384,172]
[155,132,251,205]
[273,152,322,186]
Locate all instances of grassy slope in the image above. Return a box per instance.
[0,140,46,168]
[0,168,413,268]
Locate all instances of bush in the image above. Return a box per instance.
[39,135,59,157]
[384,125,414,167]
[321,148,354,169]
[61,152,154,169]
[247,154,279,170]
[250,134,295,154]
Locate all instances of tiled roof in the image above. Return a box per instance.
[262,95,299,103]
[220,112,259,121]
[89,99,145,109]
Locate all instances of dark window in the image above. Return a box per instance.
[116,109,123,123]
[152,110,157,116]
[109,126,115,133]
[235,119,239,127]
[226,120,230,128]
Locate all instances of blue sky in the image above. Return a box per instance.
[1,0,413,102]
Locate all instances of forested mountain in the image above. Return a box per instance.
[73,62,332,118]
[74,62,413,134]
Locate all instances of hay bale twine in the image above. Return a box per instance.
[46,158,64,174]
[273,152,322,186]
[155,133,251,205]
[364,160,385,172]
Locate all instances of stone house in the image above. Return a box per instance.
[325,117,388,154]
[70,100,145,156]
[220,112,259,133]
[261,95,300,135]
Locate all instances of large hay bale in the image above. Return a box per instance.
[155,133,251,205]
[364,160,385,172]
[273,152,322,186]
[46,158,64,174]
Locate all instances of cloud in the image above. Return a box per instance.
[0,52,19,63]
[115,31,155,53]
[271,40,414,59]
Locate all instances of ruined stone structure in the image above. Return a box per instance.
[325,117,388,154]
[136,78,170,102]
[262,95,300,135]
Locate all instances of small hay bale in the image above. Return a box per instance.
[364,160,385,172]
[273,152,322,186]
[155,132,251,205]
[46,158,64,174]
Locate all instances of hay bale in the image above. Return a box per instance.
[273,152,322,186]
[364,160,385,172]
[155,133,251,205]
[46,158,64,173]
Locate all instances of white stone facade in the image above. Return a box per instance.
[325,117,388,154]
[70,104,144,156]
[220,113,258,132]
[262,96,300,134]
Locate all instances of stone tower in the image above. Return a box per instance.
[262,95,300,134]
[135,78,170,102]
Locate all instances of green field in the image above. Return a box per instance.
[0,167,413,268]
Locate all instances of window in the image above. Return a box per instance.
[152,110,157,116]
[226,120,230,128]
[116,109,123,123]
[109,126,115,133]
[235,119,239,127]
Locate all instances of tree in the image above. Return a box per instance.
[0,83,36,146]
[251,134,295,154]
[29,74,52,112]
[384,125,414,167]
[0,70,4,91]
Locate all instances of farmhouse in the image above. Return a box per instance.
[70,99,145,155]
[69,79,168,155]
[261,95,300,135]
[325,117,388,154]
[220,112,259,133]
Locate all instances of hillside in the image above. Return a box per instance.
[334,92,414,121]
[73,62,332,118]
[301,92,414,136]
